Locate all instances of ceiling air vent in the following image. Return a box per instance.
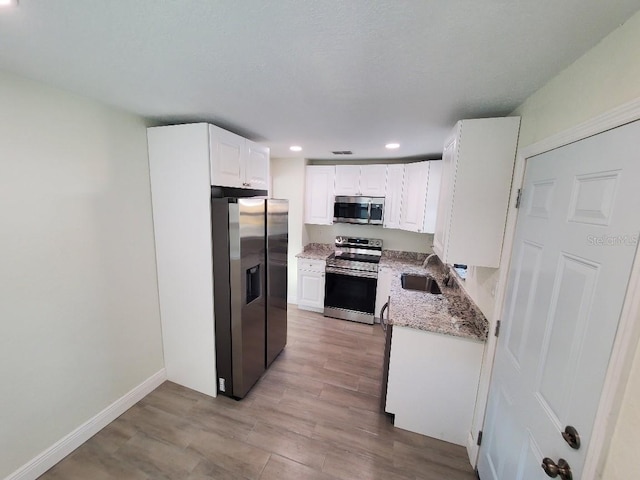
[332,150,353,155]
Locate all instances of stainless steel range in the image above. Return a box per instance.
[324,236,382,324]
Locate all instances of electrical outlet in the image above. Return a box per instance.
[218,378,226,392]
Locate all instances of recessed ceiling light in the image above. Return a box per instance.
[385,143,400,150]
[289,145,302,152]
[0,0,18,7]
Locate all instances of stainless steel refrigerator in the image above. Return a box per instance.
[211,197,288,399]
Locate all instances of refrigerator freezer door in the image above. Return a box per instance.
[266,199,288,366]
[234,198,267,398]
[212,198,266,399]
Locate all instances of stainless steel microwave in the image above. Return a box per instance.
[333,196,385,225]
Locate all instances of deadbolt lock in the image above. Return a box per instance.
[561,425,581,449]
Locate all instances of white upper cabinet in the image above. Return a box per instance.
[209,127,244,188]
[334,165,387,196]
[304,165,335,225]
[334,165,361,195]
[384,164,405,229]
[245,141,270,190]
[399,161,442,234]
[433,117,520,267]
[209,124,270,190]
[359,165,388,196]
[423,160,442,233]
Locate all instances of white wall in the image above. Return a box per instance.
[477,10,640,479]
[271,157,308,303]
[0,71,164,477]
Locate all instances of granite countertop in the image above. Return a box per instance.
[296,243,334,261]
[380,251,489,342]
[296,244,489,342]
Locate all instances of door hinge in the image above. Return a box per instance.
[515,188,523,209]
[477,430,483,446]
[494,320,501,337]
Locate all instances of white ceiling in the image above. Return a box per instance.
[1,1,639,160]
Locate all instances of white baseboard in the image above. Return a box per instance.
[6,368,167,480]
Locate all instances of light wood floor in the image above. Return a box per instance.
[39,307,477,480]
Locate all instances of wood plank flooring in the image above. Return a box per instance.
[39,307,477,480]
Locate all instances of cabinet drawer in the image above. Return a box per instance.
[298,259,325,272]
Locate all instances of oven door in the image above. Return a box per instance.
[324,267,377,324]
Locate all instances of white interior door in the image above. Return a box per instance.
[478,120,640,480]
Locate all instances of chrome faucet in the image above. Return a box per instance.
[422,253,438,269]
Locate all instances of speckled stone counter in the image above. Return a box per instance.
[296,243,333,261]
[296,245,488,341]
[380,252,489,342]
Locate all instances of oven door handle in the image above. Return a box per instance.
[325,266,378,279]
[380,300,389,331]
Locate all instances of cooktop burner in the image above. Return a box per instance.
[326,236,383,272]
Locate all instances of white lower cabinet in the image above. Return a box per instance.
[385,325,483,446]
[296,259,326,312]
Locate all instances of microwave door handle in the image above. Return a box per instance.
[367,201,372,223]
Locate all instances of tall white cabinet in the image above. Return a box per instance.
[147,124,217,397]
[147,123,271,397]
[434,117,520,267]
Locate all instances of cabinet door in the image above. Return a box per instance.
[209,125,245,188]
[297,269,325,311]
[385,326,483,445]
[245,141,269,190]
[304,166,335,225]
[422,160,443,234]
[359,164,388,196]
[399,162,429,232]
[433,137,456,258]
[383,164,405,229]
[334,165,361,195]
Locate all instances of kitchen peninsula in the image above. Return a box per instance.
[297,244,488,446]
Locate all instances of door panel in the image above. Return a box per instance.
[504,240,543,369]
[478,119,640,480]
[536,254,598,425]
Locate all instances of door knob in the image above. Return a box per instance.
[541,458,573,480]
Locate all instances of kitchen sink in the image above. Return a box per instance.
[401,274,442,294]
